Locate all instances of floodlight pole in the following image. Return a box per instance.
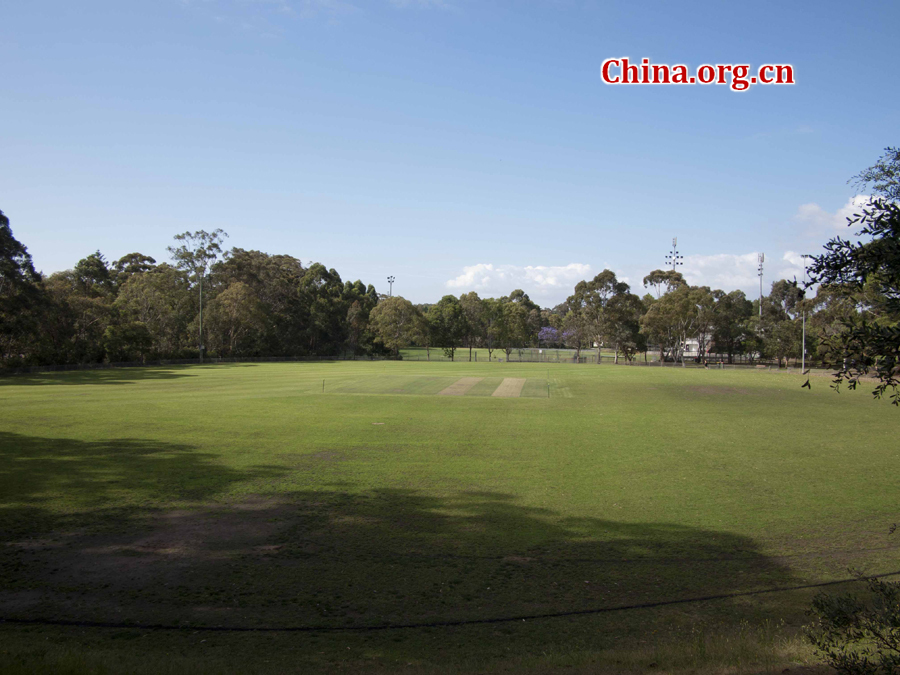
[665,238,684,361]
[757,253,765,319]
[387,275,395,298]
[665,237,683,272]
[801,254,811,371]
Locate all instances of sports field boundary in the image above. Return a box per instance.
[0,354,402,376]
[3,571,897,634]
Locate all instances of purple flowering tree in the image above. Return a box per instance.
[538,326,559,347]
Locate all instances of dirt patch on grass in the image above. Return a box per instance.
[437,377,483,396]
[492,377,526,398]
[0,499,302,624]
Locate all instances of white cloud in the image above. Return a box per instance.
[681,253,761,292]
[793,195,872,235]
[679,251,813,297]
[445,263,592,300]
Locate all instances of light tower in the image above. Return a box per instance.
[665,238,683,271]
[387,276,395,297]
[801,254,812,371]
[757,253,765,318]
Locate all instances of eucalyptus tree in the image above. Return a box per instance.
[427,295,468,361]
[602,291,646,362]
[369,295,422,357]
[115,264,192,357]
[214,249,307,355]
[641,284,709,366]
[642,269,687,299]
[711,289,753,363]
[299,263,348,355]
[566,270,631,362]
[561,309,589,360]
[497,300,529,360]
[0,209,41,364]
[205,281,266,356]
[458,291,485,361]
[807,198,900,404]
[112,253,157,289]
[481,297,502,361]
[167,229,228,362]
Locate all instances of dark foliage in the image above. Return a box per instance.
[806,199,900,405]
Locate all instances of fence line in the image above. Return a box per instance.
[2,351,817,376]
[0,354,399,376]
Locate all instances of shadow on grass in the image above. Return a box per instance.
[0,363,260,387]
[0,431,286,534]
[0,431,802,634]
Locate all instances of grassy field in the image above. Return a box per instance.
[0,360,897,673]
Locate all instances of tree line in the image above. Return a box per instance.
[0,226,381,365]
[369,267,848,369]
[1,148,897,400]
[0,215,870,370]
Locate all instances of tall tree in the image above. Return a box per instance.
[459,291,485,361]
[299,264,348,356]
[602,291,646,362]
[711,290,753,363]
[205,281,265,356]
[642,269,687,299]
[115,264,192,357]
[369,296,422,356]
[214,249,307,356]
[641,284,707,366]
[167,229,228,362]
[806,198,900,404]
[0,210,41,364]
[561,309,589,360]
[427,295,468,361]
[112,253,157,288]
[481,297,502,361]
[565,270,631,362]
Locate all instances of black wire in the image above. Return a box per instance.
[2,570,898,634]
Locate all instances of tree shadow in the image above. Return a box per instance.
[0,431,285,534]
[0,443,803,631]
[0,430,825,668]
[0,363,258,387]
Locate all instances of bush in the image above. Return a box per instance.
[807,564,900,674]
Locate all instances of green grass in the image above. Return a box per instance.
[320,373,548,397]
[0,360,896,673]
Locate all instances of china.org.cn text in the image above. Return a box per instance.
[601,58,795,91]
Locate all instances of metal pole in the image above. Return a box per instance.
[802,312,806,372]
[801,254,811,371]
[757,253,765,319]
[199,274,203,363]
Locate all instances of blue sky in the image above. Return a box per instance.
[2,0,898,306]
